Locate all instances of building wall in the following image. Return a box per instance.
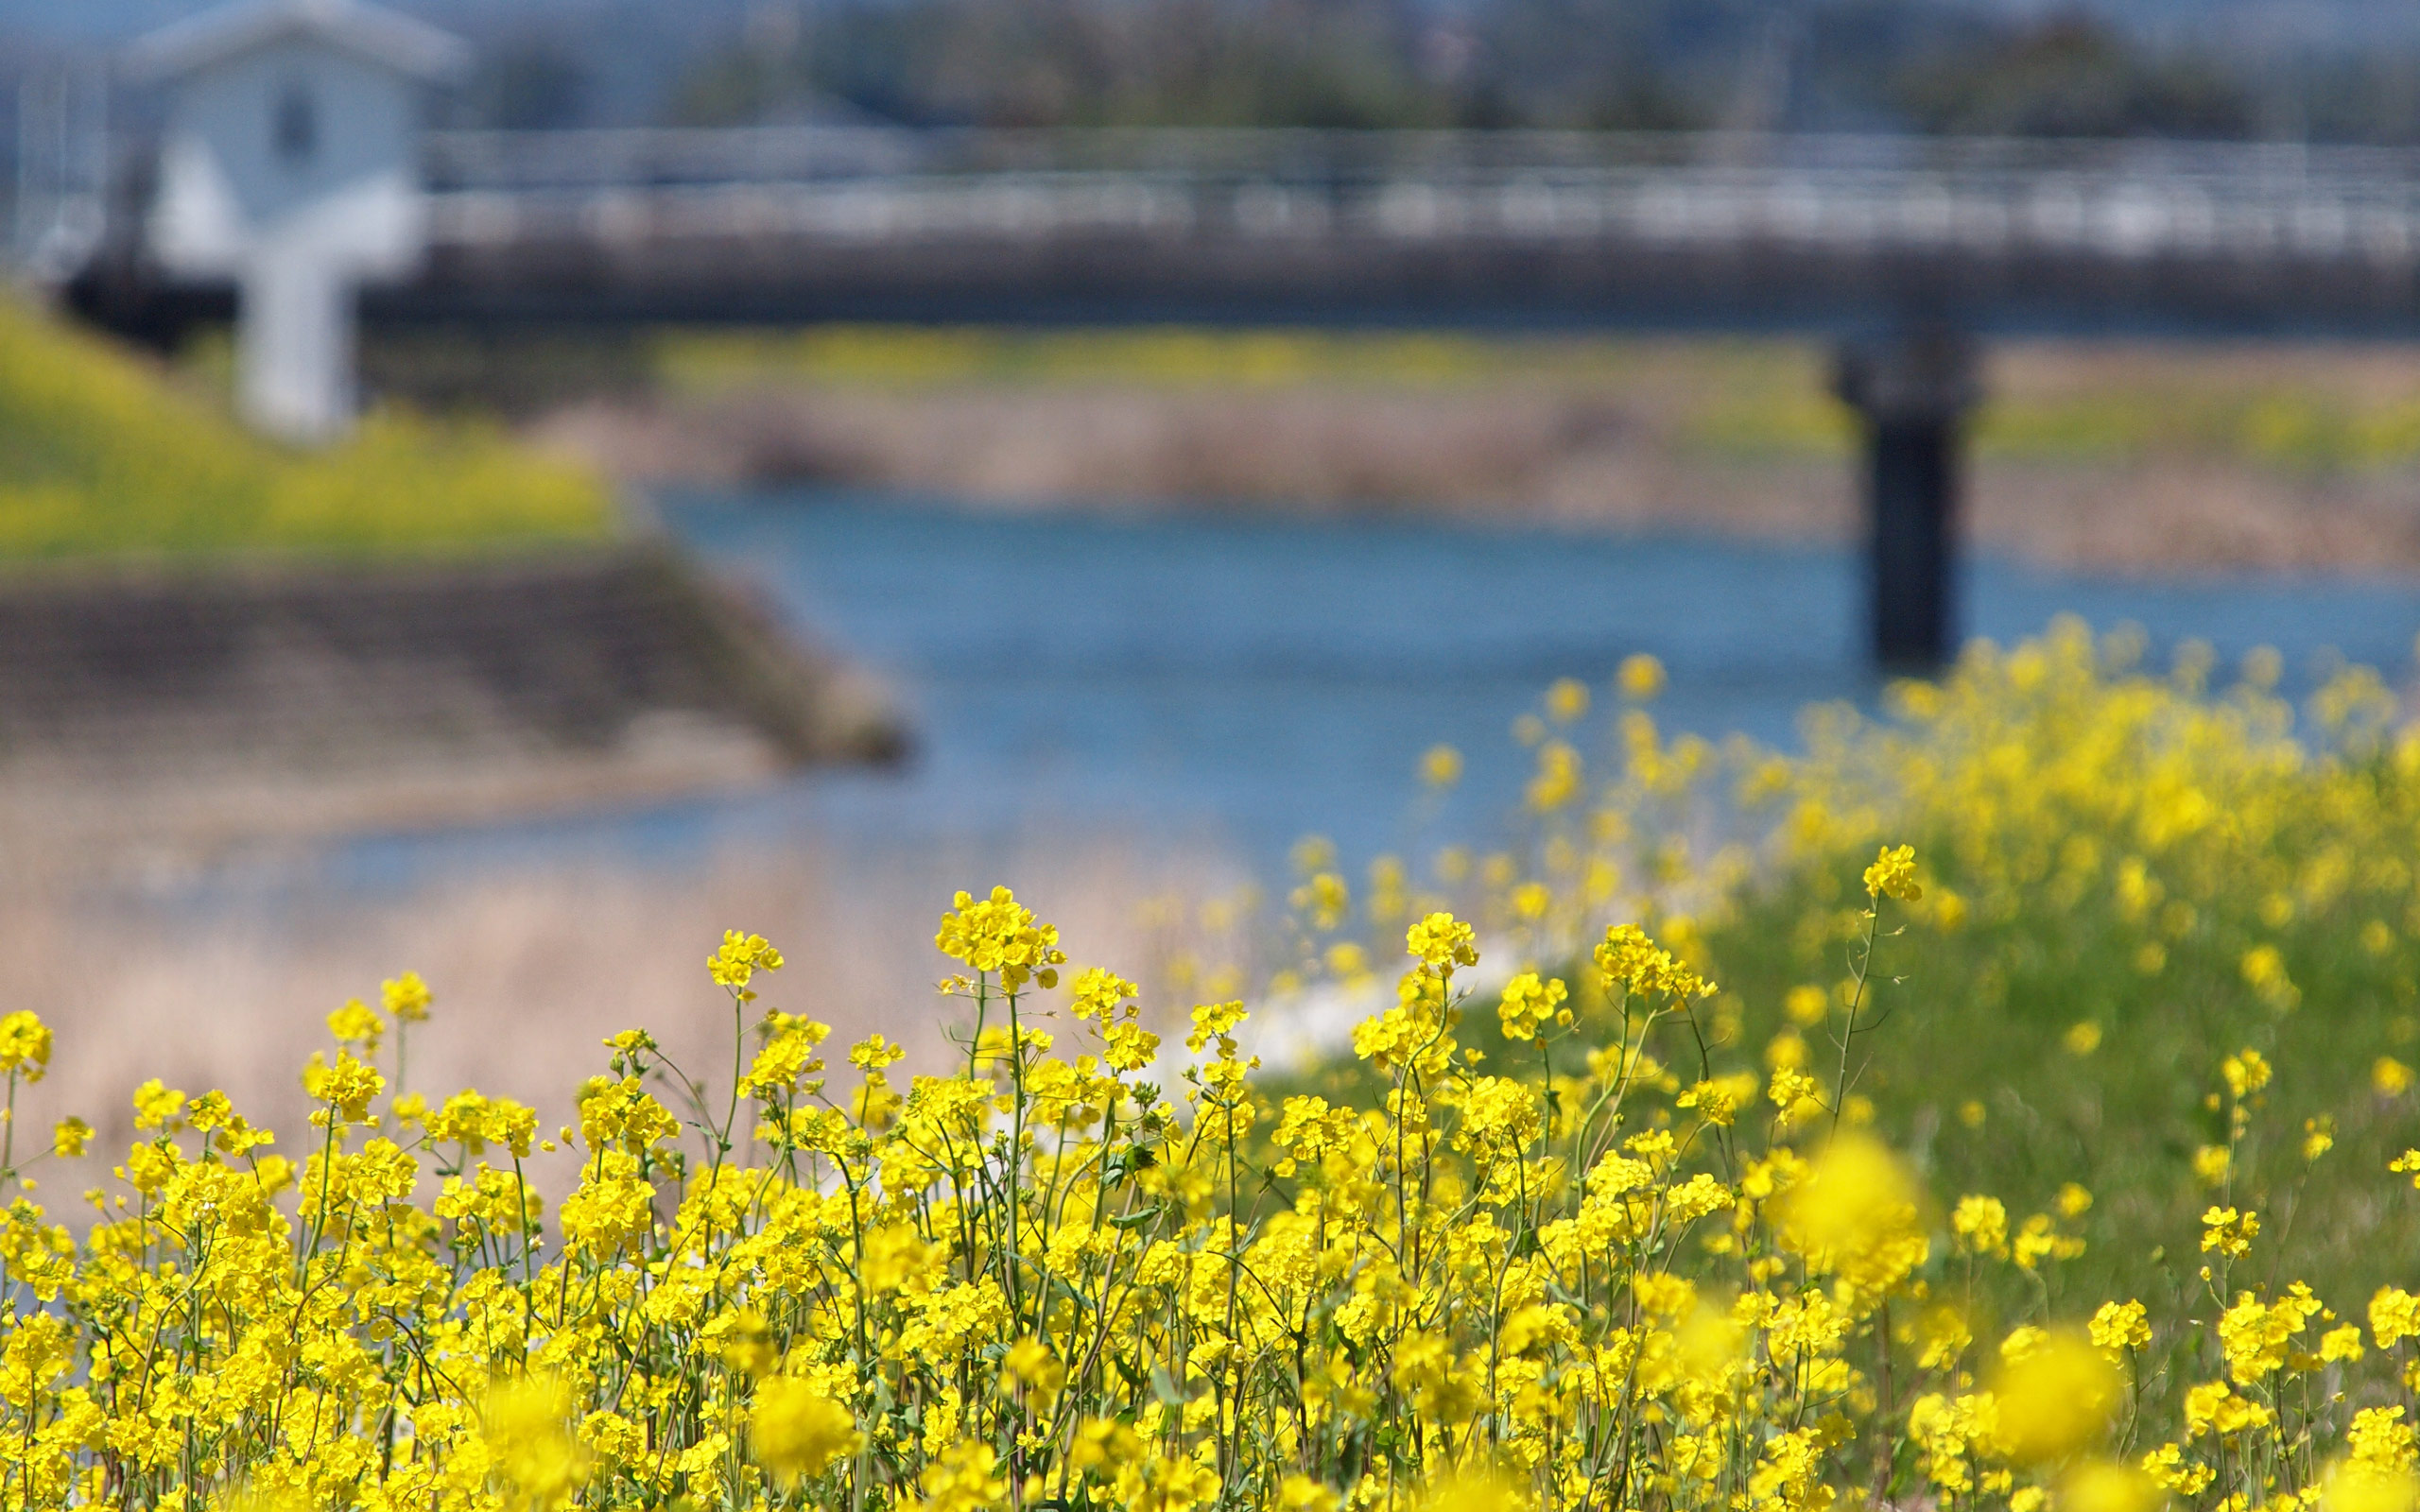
[151,41,424,278]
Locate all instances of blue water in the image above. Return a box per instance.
[322,489,2420,888]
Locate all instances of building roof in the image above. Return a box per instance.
[124,0,472,86]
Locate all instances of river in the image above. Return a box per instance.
[321,486,2420,889]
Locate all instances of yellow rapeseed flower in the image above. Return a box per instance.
[0,1012,50,1083]
[1863,844,1922,902]
[2062,1460,2162,1512]
[2371,1288,2420,1349]
[1495,971,1569,1042]
[2202,1206,2259,1258]
[379,971,432,1023]
[2325,1461,2420,1512]
[1952,1194,2010,1257]
[2091,1300,2152,1357]
[1777,1132,1926,1295]
[130,1078,184,1131]
[483,1374,589,1511]
[750,1377,860,1486]
[1994,1328,2120,1464]
[325,999,384,1051]
[710,928,787,998]
[1617,652,1667,700]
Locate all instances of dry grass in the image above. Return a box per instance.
[527,334,2420,575]
[532,385,1844,536]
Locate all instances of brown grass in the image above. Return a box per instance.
[526,336,2420,575]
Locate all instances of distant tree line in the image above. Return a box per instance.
[448,0,2420,142]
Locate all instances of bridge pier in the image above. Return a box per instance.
[1833,332,1979,673]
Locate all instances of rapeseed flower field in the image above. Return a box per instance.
[5,620,2419,1511]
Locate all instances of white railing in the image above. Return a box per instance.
[415,128,2420,269]
[3,60,110,280]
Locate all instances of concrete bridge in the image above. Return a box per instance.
[69,124,2420,666]
[374,128,2420,338]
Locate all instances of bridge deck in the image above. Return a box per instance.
[61,128,2420,337]
[356,129,2420,336]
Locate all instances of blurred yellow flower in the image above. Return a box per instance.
[484,1374,589,1511]
[1993,1327,2120,1464]
[1420,744,1463,787]
[2062,1459,2162,1512]
[1617,652,1667,701]
[750,1377,861,1486]
[380,971,432,1023]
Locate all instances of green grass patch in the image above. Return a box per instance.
[648,322,2420,472]
[0,300,614,567]
[651,322,1732,392]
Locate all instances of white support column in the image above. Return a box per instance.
[237,248,356,445]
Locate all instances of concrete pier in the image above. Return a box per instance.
[1834,332,1979,672]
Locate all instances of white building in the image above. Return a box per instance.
[126,0,469,443]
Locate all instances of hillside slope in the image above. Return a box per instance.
[0,299,612,566]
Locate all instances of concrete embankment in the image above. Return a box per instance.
[0,544,905,859]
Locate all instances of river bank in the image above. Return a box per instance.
[496,332,2420,576]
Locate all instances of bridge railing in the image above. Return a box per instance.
[420,128,2420,269]
[424,126,2420,193]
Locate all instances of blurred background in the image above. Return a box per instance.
[4,0,2420,1159]
[17,0,2420,138]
